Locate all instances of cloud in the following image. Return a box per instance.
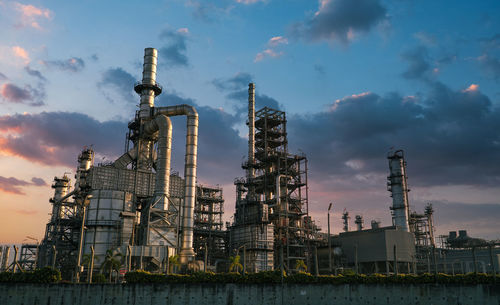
[12,46,29,63]
[0,112,126,167]
[463,83,479,92]
[413,31,437,46]
[477,54,500,80]
[31,177,47,186]
[186,0,235,23]
[287,82,500,190]
[476,34,500,80]
[401,46,431,80]
[291,0,387,44]
[0,175,47,195]
[24,66,46,82]
[0,83,44,106]
[268,36,288,47]
[0,72,7,81]
[314,64,326,76]
[212,73,281,111]
[158,28,189,68]
[236,0,265,4]
[41,57,85,72]
[479,33,500,53]
[97,67,137,104]
[254,36,288,62]
[254,49,283,62]
[213,72,253,91]
[14,2,53,30]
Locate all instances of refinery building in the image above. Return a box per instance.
[0,48,498,280]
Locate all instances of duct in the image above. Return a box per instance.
[143,114,172,211]
[154,105,198,264]
[113,148,138,169]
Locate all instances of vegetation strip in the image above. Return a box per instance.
[1,268,498,284]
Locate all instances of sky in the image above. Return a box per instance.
[0,0,500,244]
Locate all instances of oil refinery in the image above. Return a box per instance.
[0,48,498,281]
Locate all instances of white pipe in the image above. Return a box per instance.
[143,115,172,211]
[155,105,198,264]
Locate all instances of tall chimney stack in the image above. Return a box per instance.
[134,48,162,119]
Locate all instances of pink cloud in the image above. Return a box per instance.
[268,36,288,47]
[14,2,53,30]
[464,84,479,92]
[254,49,283,62]
[12,46,29,63]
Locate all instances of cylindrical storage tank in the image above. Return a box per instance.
[83,190,134,268]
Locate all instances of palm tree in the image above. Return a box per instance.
[295,259,307,273]
[168,255,180,274]
[100,249,123,282]
[229,255,243,273]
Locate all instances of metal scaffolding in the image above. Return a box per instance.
[193,185,227,268]
[230,83,321,273]
[37,174,83,278]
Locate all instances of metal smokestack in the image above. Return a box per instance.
[387,150,410,232]
[134,48,162,119]
[134,48,162,170]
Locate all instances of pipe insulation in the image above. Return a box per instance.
[155,105,198,264]
[143,115,172,211]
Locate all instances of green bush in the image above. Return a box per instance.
[123,270,499,285]
[0,267,61,283]
[93,273,107,283]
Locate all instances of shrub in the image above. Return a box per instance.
[93,273,107,283]
[0,267,61,283]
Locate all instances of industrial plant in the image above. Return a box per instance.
[0,48,498,281]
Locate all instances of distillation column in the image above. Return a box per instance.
[387,150,410,232]
[342,210,350,232]
[247,83,256,200]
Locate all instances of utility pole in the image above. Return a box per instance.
[328,202,333,274]
[204,243,208,272]
[88,246,95,283]
[51,245,57,269]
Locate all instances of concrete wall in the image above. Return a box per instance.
[1,283,499,305]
